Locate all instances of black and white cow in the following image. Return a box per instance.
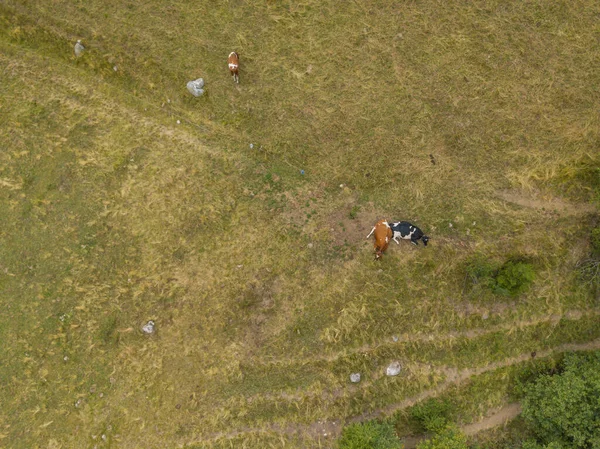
[390,221,430,246]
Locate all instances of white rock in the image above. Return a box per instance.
[386,361,402,376]
[142,320,155,334]
[74,40,85,57]
[350,373,361,383]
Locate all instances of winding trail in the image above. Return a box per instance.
[196,338,600,446]
[462,403,522,436]
[402,403,522,449]
[495,189,597,216]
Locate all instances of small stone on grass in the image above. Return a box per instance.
[386,361,402,376]
[142,320,155,334]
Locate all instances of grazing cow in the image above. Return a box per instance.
[228,52,240,83]
[390,221,430,246]
[366,219,394,259]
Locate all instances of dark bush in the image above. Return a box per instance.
[464,257,535,297]
[521,351,600,449]
[494,260,536,296]
[521,441,564,449]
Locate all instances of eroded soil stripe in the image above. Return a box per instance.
[196,338,600,445]
[255,309,599,366]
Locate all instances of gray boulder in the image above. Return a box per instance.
[187,78,205,97]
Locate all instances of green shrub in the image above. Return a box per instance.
[464,257,535,297]
[521,351,600,449]
[416,426,467,449]
[338,420,403,449]
[521,441,564,449]
[494,260,535,296]
[513,356,561,398]
[409,398,453,433]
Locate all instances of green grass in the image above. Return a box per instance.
[0,1,599,448]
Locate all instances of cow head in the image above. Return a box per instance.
[422,236,430,246]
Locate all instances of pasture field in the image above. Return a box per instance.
[0,1,599,447]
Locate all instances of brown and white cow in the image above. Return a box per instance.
[366,219,393,259]
[228,51,239,84]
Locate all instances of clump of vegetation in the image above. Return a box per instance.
[520,441,564,449]
[349,205,361,220]
[465,257,536,297]
[521,351,600,449]
[338,420,403,449]
[409,398,454,433]
[416,426,467,449]
[409,399,465,449]
[494,260,536,296]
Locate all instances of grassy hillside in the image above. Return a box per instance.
[0,1,598,447]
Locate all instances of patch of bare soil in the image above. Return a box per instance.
[462,403,522,436]
[496,189,597,216]
[401,434,428,449]
[325,200,379,247]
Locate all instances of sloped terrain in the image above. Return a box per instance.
[0,1,599,448]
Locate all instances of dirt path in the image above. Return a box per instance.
[462,403,522,436]
[496,189,597,216]
[401,403,522,449]
[231,309,599,409]
[358,337,600,422]
[196,338,600,446]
